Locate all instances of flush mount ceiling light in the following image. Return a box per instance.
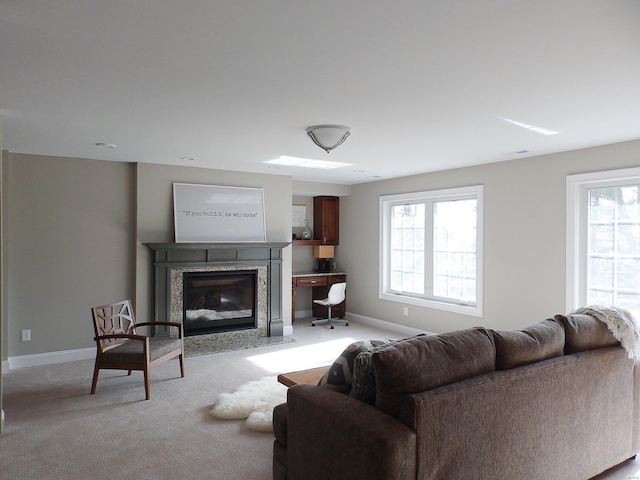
[306,125,351,153]
[95,142,117,149]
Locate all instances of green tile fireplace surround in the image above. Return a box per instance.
[145,242,289,354]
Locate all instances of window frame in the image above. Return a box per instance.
[566,166,640,313]
[379,185,484,317]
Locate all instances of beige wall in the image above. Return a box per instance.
[341,139,640,334]
[291,195,316,313]
[5,154,136,357]
[1,114,4,430]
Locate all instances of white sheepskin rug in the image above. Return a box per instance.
[210,376,287,433]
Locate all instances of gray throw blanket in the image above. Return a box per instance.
[571,305,640,360]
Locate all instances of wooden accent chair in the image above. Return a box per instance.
[91,299,185,400]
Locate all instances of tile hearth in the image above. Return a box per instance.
[184,334,294,357]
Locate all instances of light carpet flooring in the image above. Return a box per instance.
[1,316,639,480]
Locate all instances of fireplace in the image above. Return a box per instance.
[145,242,288,354]
[183,270,257,335]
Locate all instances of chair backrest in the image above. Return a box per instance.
[92,299,136,353]
[327,282,347,305]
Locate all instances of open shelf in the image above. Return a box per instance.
[292,239,321,246]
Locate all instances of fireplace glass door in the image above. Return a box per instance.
[183,270,257,335]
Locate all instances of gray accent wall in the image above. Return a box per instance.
[340,139,640,333]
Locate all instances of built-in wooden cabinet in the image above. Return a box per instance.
[292,195,339,246]
[292,273,347,322]
[313,196,339,245]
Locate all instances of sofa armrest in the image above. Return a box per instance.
[286,384,416,480]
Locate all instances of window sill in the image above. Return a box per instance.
[380,292,482,317]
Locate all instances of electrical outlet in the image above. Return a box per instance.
[403,307,409,316]
[21,329,31,342]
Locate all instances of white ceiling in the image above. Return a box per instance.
[2,1,640,185]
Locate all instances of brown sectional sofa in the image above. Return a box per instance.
[273,314,639,480]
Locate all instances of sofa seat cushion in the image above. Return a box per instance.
[556,314,619,353]
[318,340,388,394]
[493,318,565,370]
[373,327,496,416]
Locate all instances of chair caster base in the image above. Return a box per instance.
[330,325,334,329]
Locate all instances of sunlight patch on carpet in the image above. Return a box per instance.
[246,338,358,373]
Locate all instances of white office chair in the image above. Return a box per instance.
[312,282,348,329]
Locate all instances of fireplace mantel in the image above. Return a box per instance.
[145,242,290,338]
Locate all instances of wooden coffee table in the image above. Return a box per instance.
[277,366,329,387]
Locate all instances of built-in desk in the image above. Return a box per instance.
[292,271,347,323]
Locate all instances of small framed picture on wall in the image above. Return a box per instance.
[292,205,306,227]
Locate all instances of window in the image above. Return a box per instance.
[380,185,483,316]
[567,167,640,320]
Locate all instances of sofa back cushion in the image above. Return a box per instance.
[317,340,388,394]
[556,314,619,353]
[372,327,496,417]
[350,336,426,405]
[493,318,565,370]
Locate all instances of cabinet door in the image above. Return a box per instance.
[313,196,339,245]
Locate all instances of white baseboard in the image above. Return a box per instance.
[8,347,94,370]
[294,309,313,319]
[294,310,431,337]
[346,313,433,337]
[4,315,428,370]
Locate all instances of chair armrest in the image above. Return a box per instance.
[286,384,416,480]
